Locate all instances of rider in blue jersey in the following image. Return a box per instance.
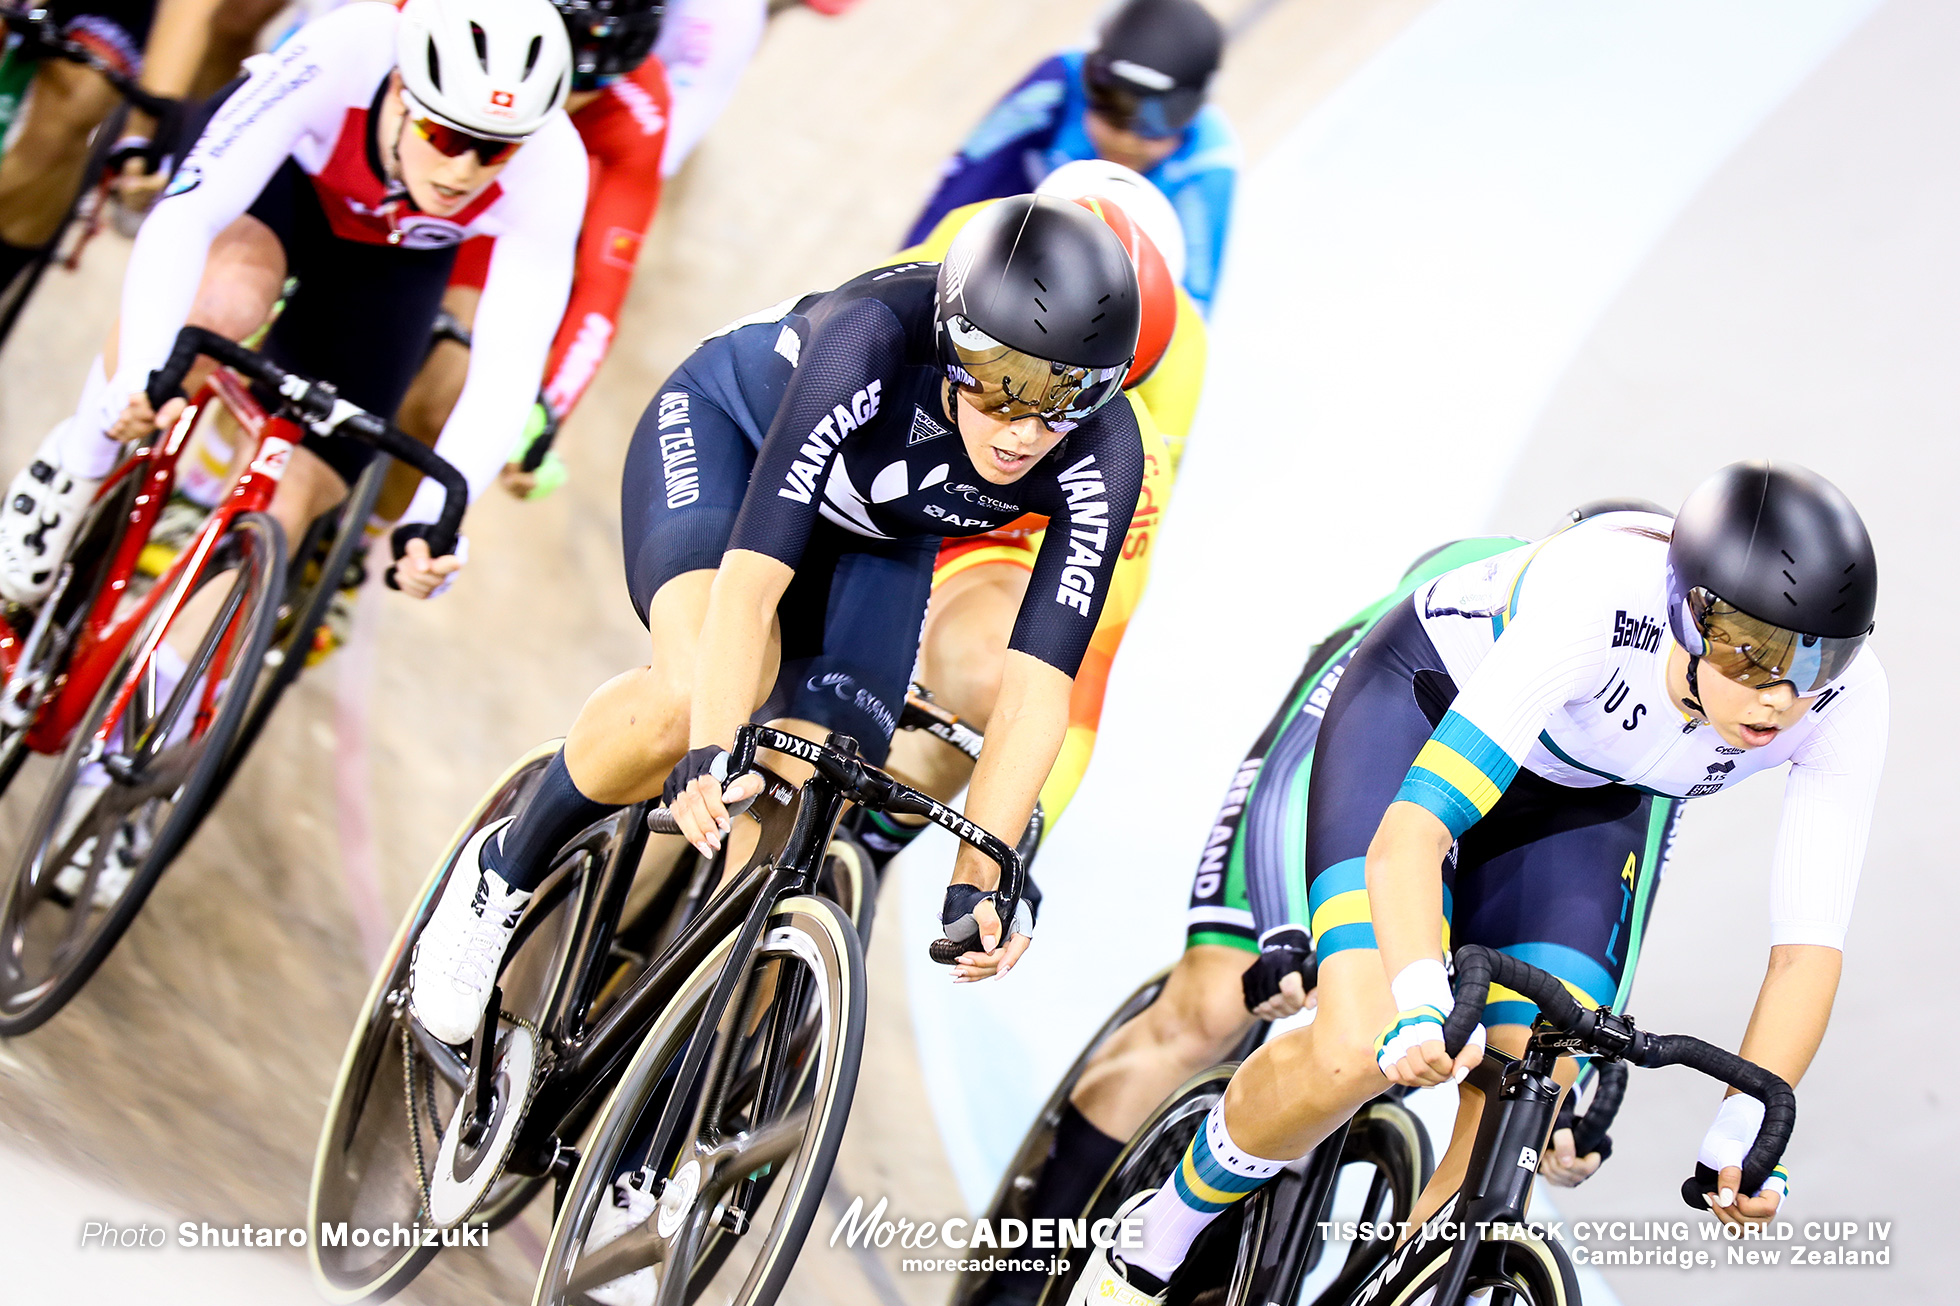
[904,0,1236,316]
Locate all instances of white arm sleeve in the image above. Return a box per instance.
[1441,544,1617,766]
[400,123,587,527]
[1768,657,1888,949]
[96,9,383,434]
[655,0,766,177]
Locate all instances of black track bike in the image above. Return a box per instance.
[310,722,1028,1306]
[970,958,1436,1306]
[1054,945,1794,1306]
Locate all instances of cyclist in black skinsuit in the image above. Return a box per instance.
[409,193,1147,1046]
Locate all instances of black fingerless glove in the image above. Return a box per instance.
[661,745,731,807]
[1241,926,1315,1013]
[384,522,454,592]
[940,878,1039,949]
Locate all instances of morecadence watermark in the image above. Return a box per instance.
[830,1195,1139,1274]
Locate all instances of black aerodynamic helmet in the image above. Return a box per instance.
[552,0,663,91]
[1084,0,1224,139]
[935,194,1141,425]
[1665,460,1877,694]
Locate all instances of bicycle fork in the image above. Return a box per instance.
[1429,1050,1562,1306]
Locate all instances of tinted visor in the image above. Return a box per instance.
[943,315,1128,423]
[1084,60,1203,139]
[1687,588,1868,694]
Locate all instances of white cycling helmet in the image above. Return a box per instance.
[397,0,573,140]
[1037,158,1187,285]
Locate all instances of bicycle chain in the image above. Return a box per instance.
[398,1006,548,1225]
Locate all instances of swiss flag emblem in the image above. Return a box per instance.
[490,89,515,108]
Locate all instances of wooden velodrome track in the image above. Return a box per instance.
[0,2,1429,1302]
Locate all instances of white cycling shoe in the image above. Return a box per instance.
[1068,1191,1168,1306]
[409,818,530,1045]
[0,448,101,606]
[583,1167,662,1306]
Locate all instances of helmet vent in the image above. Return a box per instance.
[470,22,489,69]
[524,35,543,78]
[426,42,443,91]
[1782,549,1796,564]
[1782,569,1796,584]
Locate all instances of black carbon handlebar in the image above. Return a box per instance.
[1568,1058,1626,1160]
[145,326,467,557]
[1442,944,1794,1202]
[643,724,1025,928]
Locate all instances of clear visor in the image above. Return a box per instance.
[943,316,1128,424]
[1687,588,1868,694]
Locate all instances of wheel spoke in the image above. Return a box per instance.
[404,1009,472,1091]
[701,1108,810,1193]
[52,806,121,958]
[566,1219,673,1296]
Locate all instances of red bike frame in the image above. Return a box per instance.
[20,369,289,759]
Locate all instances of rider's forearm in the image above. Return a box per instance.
[690,548,792,752]
[138,0,224,98]
[953,651,1070,888]
[1732,943,1840,1091]
[1365,800,1454,981]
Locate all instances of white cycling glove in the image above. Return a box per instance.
[1375,958,1484,1080]
[1697,1093,1791,1204]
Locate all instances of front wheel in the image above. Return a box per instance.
[534,894,866,1306]
[0,510,283,1034]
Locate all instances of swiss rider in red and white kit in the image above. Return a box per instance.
[0,0,589,606]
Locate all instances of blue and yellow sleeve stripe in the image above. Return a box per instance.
[1395,710,1519,839]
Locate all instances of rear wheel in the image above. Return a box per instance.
[534,895,866,1306]
[952,969,1174,1306]
[309,740,577,1302]
[0,510,283,1034]
[1047,1077,1433,1306]
[1049,1068,1245,1306]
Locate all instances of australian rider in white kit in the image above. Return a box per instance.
[1066,461,1886,1306]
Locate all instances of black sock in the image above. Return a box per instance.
[988,1102,1127,1300]
[0,238,42,288]
[484,750,617,892]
